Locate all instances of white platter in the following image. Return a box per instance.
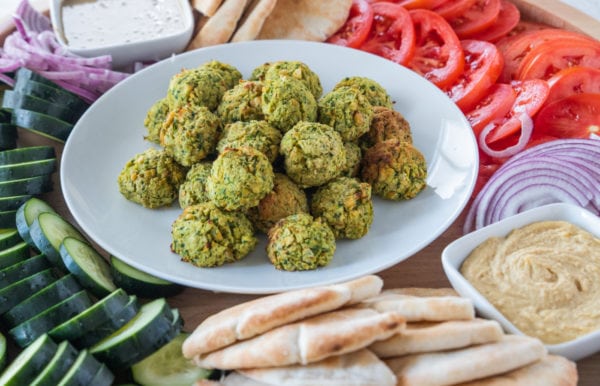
[61,40,478,294]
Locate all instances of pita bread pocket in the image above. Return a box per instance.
[188,0,249,49]
[182,275,383,358]
[230,0,278,42]
[192,0,225,17]
[193,307,405,369]
[455,354,578,386]
[256,0,353,41]
[370,318,504,358]
[384,335,547,386]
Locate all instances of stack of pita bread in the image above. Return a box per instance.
[187,0,352,49]
[182,275,578,386]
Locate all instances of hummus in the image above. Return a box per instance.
[460,220,600,344]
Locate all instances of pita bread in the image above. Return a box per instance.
[256,0,352,41]
[455,355,578,386]
[384,335,547,386]
[193,307,405,369]
[383,287,460,297]
[370,318,504,358]
[183,275,383,358]
[230,0,278,42]
[192,0,225,16]
[359,291,474,322]
[188,0,249,49]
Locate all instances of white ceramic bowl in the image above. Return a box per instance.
[49,0,194,69]
[442,202,600,361]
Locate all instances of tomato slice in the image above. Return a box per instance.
[483,79,550,144]
[327,0,374,48]
[469,0,520,43]
[448,0,501,39]
[533,93,600,139]
[360,2,415,65]
[546,66,600,104]
[407,9,464,88]
[445,39,503,112]
[432,0,476,20]
[516,38,600,80]
[465,83,516,137]
[505,20,547,37]
[367,0,447,9]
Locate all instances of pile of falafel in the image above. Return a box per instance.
[117,60,428,271]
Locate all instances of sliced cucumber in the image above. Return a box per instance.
[88,364,115,386]
[0,209,17,228]
[11,108,74,142]
[15,197,57,247]
[0,332,6,372]
[0,241,30,269]
[0,228,22,250]
[0,108,10,123]
[0,146,55,166]
[0,268,57,315]
[0,174,53,197]
[131,333,213,386]
[0,253,50,289]
[29,211,87,269]
[14,79,89,114]
[0,123,17,150]
[2,90,81,124]
[60,237,116,297]
[30,340,79,386]
[90,298,178,369]
[0,158,56,181]
[15,68,61,89]
[56,349,103,386]
[9,290,93,347]
[49,288,130,342]
[0,334,58,386]
[3,274,82,327]
[0,195,33,212]
[110,255,183,298]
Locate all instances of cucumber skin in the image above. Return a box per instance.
[0,269,57,315]
[0,229,22,250]
[0,334,58,386]
[0,174,53,197]
[88,364,115,386]
[30,340,79,386]
[0,195,33,212]
[15,197,57,247]
[0,158,56,181]
[0,254,50,289]
[11,108,74,143]
[110,256,183,298]
[57,349,103,386]
[0,241,30,270]
[0,146,55,166]
[2,90,82,124]
[0,210,17,228]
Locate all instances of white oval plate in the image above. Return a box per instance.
[62,40,478,294]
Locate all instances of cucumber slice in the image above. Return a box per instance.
[56,349,103,386]
[0,146,56,166]
[0,228,21,250]
[29,211,87,269]
[131,333,213,386]
[0,268,57,315]
[90,298,177,369]
[14,68,60,89]
[0,241,30,269]
[49,288,130,342]
[15,197,57,247]
[0,334,58,386]
[110,255,183,298]
[0,195,33,212]
[30,340,79,386]
[0,123,17,150]
[11,108,74,143]
[9,290,93,347]
[0,108,10,123]
[0,209,17,228]
[73,295,139,349]
[0,158,56,181]
[0,254,50,290]
[0,332,6,372]
[2,90,82,124]
[0,174,53,197]
[3,274,82,327]
[60,237,116,297]
[88,364,115,386]
[14,79,89,114]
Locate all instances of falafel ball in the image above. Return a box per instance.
[144,97,169,144]
[318,86,373,142]
[279,121,346,188]
[216,120,282,163]
[267,213,335,271]
[361,138,427,200]
[310,177,373,239]
[333,76,393,108]
[261,77,317,133]
[342,142,362,178]
[207,146,275,211]
[217,80,265,124]
[179,161,212,208]
[166,67,229,111]
[161,105,222,167]
[171,202,257,267]
[360,106,412,150]
[200,60,243,90]
[247,173,309,233]
[263,60,323,99]
[118,148,186,209]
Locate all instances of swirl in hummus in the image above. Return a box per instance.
[460,220,600,344]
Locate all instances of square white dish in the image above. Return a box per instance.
[442,202,600,361]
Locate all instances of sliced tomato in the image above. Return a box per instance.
[546,66,600,104]
[505,20,547,38]
[516,38,600,80]
[533,93,600,139]
[407,9,464,88]
[448,0,501,39]
[465,83,516,137]
[367,0,447,9]
[360,2,415,65]
[483,79,550,144]
[327,0,374,48]
[432,0,477,20]
[469,0,520,43]
[445,39,503,112]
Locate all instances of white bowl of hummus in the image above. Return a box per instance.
[442,202,600,361]
[50,0,194,69]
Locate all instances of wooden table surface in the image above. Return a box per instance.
[2,0,600,384]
